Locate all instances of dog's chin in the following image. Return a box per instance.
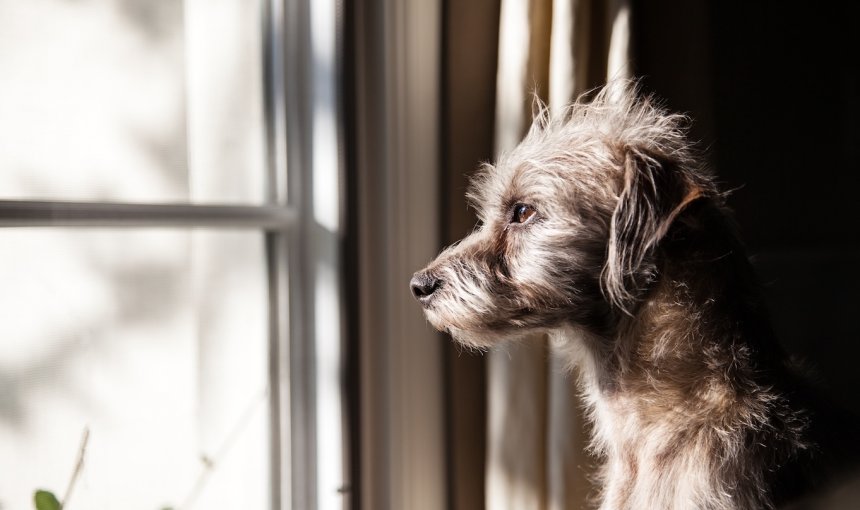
[424,301,545,351]
[423,308,542,351]
[448,325,549,351]
[423,308,498,349]
[445,327,500,350]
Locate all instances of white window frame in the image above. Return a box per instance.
[0,0,348,508]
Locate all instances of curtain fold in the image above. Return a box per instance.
[487,1,631,508]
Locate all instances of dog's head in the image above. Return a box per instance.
[411,85,713,349]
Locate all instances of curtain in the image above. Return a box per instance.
[486,1,631,509]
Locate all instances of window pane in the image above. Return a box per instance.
[0,0,267,204]
[0,229,272,509]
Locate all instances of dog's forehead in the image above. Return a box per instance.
[468,138,617,219]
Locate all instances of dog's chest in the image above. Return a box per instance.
[595,399,726,509]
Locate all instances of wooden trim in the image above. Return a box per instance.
[352,0,446,508]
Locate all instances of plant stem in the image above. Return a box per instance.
[61,427,90,509]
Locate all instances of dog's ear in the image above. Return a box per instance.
[602,149,704,311]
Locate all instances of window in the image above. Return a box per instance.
[0,1,344,509]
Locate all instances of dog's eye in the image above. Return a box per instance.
[511,204,536,224]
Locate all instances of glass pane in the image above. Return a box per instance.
[0,229,272,509]
[0,0,266,204]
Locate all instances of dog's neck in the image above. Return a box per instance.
[556,227,807,509]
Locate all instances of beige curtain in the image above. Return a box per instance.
[487,1,631,509]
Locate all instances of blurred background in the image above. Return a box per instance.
[1,1,858,509]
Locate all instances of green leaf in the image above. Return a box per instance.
[33,490,61,510]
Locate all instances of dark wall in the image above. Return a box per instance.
[634,0,860,413]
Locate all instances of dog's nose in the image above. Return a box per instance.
[410,272,441,303]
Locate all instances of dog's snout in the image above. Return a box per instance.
[410,272,441,303]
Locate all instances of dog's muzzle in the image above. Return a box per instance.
[410,271,441,306]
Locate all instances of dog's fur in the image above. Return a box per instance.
[411,84,860,509]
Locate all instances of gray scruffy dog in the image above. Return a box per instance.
[411,83,859,509]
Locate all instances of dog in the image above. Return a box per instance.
[410,83,860,509]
